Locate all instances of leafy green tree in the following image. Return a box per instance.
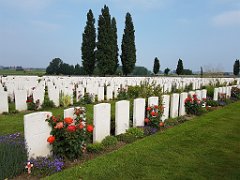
[74,64,83,75]
[164,68,170,75]
[46,58,63,75]
[96,5,115,76]
[132,66,150,76]
[176,59,184,75]
[182,69,193,75]
[153,57,160,74]
[82,9,96,75]
[112,17,119,73]
[121,12,136,76]
[233,59,240,76]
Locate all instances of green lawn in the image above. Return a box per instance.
[0,69,45,76]
[44,101,240,180]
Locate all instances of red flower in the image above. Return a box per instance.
[144,118,150,123]
[64,117,73,124]
[146,107,151,111]
[202,98,206,101]
[67,125,76,132]
[52,116,58,122]
[75,109,82,116]
[79,123,84,130]
[47,136,55,144]
[159,122,164,127]
[54,122,63,129]
[154,105,158,109]
[87,125,94,133]
[150,111,156,116]
[193,94,197,98]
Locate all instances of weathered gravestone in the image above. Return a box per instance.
[0,91,9,114]
[179,92,188,116]
[24,112,52,159]
[161,95,170,121]
[170,93,180,118]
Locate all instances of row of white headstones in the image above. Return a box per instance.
[23,85,236,159]
[0,76,238,114]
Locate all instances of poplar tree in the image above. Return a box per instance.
[96,5,115,76]
[233,59,240,76]
[111,17,119,73]
[121,12,136,76]
[176,59,184,75]
[81,9,96,75]
[153,57,160,74]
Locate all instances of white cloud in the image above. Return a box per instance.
[213,10,240,26]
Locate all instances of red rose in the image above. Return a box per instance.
[75,109,82,116]
[144,118,150,123]
[79,123,84,130]
[47,136,55,144]
[146,107,151,111]
[150,111,156,116]
[64,117,73,124]
[87,125,94,133]
[54,122,63,129]
[159,122,164,127]
[67,125,76,132]
[154,105,158,109]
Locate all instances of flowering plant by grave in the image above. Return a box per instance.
[145,105,164,130]
[46,107,93,160]
[184,94,203,115]
[26,95,40,111]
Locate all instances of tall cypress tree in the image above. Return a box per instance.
[111,17,119,73]
[121,12,136,76]
[233,59,240,76]
[176,58,184,75]
[96,5,115,76]
[153,57,160,74]
[81,9,96,75]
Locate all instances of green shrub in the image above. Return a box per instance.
[206,99,219,107]
[102,136,118,148]
[79,93,93,105]
[185,94,203,116]
[206,86,215,99]
[42,96,55,109]
[87,143,104,153]
[231,87,240,99]
[117,88,128,100]
[184,83,193,92]
[0,133,27,180]
[126,128,144,139]
[60,93,72,107]
[117,134,137,143]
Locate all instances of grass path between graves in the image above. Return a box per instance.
[45,101,240,180]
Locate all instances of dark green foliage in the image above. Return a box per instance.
[96,5,116,75]
[184,83,193,92]
[206,99,219,107]
[0,133,27,180]
[46,58,63,75]
[59,63,74,75]
[200,66,203,78]
[87,143,104,153]
[176,59,184,75]
[74,64,84,75]
[206,86,215,99]
[112,17,119,73]
[233,59,240,76]
[82,9,96,75]
[132,66,150,76]
[121,13,136,75]
[101,136,118,148]
[231,87,240,99]
[164,68,170,75]
[79,93,94,105]
[182,69,193,75]
[153,57,160,74]
[116,133,137,143]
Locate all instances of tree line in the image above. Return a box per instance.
[46,5,136,76]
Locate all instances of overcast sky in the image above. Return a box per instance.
[0,0,239,72]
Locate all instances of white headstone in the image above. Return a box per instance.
[48,88,59,107]
[76,87,85,102]
[24,112,52,159]
[170,93,180,118]
[201,89,207,99]
[115,100,130,135]
[148,96,159,106]
[106,86,113,100]
[15,90,27,111]
[97,87,105,102]
[64,107,75,119]
[195,90,202,100]
[0,91,9,113]
[213,88,219,101]
[133,98,145,127]
[161,95,170,121]
[179,92,188,116]
[93,103,111,143]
